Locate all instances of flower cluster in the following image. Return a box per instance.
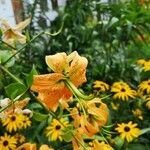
[0,18,150,150]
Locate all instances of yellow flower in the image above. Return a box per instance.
[45,118,68,141]
[115,121,140,142]
[146,97,150,109]
[143,61,150,72]
[138,79,150,94]
[111,82,136,101]
[137,59,150,72]
[14,133,25,144]
[1,18,30,46]
[0,133,17,150]
[90,140,114,150]
[132,109,143,120]
[137,59,146,65]
[21,114,31,129]
[93,80,109,92]
[31,51,88,111]
[2,114,24,132]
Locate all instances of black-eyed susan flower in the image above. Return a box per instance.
[21,115,31,129]
[137,59,146,65]
[143,61,150,72]
[111,81,136,101]
[0,133,17,150]
[132,109,143,120]
[138,79,150,94]
[2,114,23,132]
[145,97,150,109]
[137,59,150,72]
[93,80,109,92]
[115,121,140,142]
[14,133,25,144]
[45,118,68,141]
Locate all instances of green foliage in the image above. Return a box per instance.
[0,0,150,149]
[22,0,150,83]
[5,83,27,99]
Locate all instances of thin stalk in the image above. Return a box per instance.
[2,16,65,65]
[1,41,17,50]
[2,31,44,65]
[30,92,50,113]
[64,79,94,100]
[0,90,28,113]
[0,65,23,84]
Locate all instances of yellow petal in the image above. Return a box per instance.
[39,145,54,150]
[45,52,67,73]
[16,143,36,150]
[14,18,31,31]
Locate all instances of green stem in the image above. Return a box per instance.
[31,93,87,149]
[0,65,23,84]
[2,41,17,50]
[30,92,50,113]
[0,90,28,113]
[64,79,94,100]
[140,127,150,135]
[2,15,66,65]
[2,31,44,65]
[44,19,64,36]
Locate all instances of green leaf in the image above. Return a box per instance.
[62,126,75,142]
[114,136,124,150]
[33,112,49,122]
[0,50,15,67]
[128,144,150,150]
[0,29,2,40]
[5,83,27,99]
[140,127,150,135]
[25,65,38,87]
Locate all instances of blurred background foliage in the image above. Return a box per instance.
[8,0,150,86]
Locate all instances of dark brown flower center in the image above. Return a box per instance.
[124,126,130,132]
[55,125,61,130]
[121,88,126,92]
[148,82,150,85]
[3,140,8,146]
[11,116,16,121]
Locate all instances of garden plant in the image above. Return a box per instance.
[0,0,150,150]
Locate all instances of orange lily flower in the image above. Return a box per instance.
[0,98,30,119]
[71,98,108,137]
[85,98,108,126]
[31,51,88,111]
[90,140,114,150]
[39,144,54,150]
[1,18,30,46]
[72,129,85,150]
[16,143,36,150]
[17,143,54,150]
